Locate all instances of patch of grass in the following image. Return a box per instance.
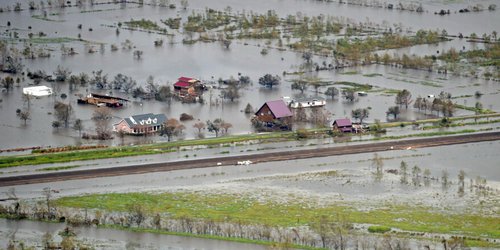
[36,165,80,171]
[333,81,373,92]
[368,225,391,233]
[362,73,383,77]
[22,37,79,44]
[55,192,500,238]
[339,71,358,75]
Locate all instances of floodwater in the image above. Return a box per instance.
[0,0,499,149]
[0,219,268,250]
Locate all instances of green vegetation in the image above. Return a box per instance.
[23,37,79,44]
[333,81,373,92]
[363,73,383,77]
[36,165,80,171]
[339,71,358,75]
[367,225,391,233]
[124,19,167,33]
[454,104,495,114]
[55,191,500,238]
[0,132,296,168]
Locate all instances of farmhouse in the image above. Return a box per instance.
[22,86,53,97]
[113,113,166,135]
[332,118,353,133]
[255,100,293,126]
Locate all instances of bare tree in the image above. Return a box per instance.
[161,118,184,141]
[193,121,205,134]
[220,121,233,134]
[18,109,31,125]
[372,153,384,181]
[92,108,112,140]
[42,187,52,219]
[73,118,84,136]
[396,89,412,109]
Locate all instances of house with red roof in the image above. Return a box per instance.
[332,118,353,133]
[254,100,293,128]
[173,77,204,102]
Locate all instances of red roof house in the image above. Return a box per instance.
[332,118,353,132]
[255,100,293,123]
[174,77,200,90]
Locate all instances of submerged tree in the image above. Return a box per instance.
[258,74,281,89]
[342,89,355,102]
[372,153,384,181]
[351,108,369,123]
[53,65,71,82]
[73,118,84,136]
[54,101,73,128]
[395,89,412,109]
[18,109,31,125]
[161,118,185,141]
[386,106,400,119]
[206,118,225,137]
[291,80,308,93]
[324,86,339,99]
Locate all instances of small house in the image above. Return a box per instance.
[23,86,53,97]
[255,100,293,126]
[332,118,353,133]
[173,77,204,102]
[113,113,166,135]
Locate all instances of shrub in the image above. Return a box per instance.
[368,225,391,233]
[296,129,309,139]
[179,113,194,121]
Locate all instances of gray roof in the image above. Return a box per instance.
[124,113,166,128]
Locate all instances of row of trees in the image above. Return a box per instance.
[386,89,456,119]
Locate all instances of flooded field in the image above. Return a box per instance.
[0,0,498,149]
[0,0,499,248]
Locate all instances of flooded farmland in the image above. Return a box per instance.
[0,0,498,149]
[0,0,499,249]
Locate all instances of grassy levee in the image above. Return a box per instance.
[0,132,295,168]
[380,113,500,128]
[55,192,500,240]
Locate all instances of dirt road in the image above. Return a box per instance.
[1,132,499,187]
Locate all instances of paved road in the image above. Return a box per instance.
[1,132,499,187]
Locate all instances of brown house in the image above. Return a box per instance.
[332,118,353,133]
[255,100,293,127]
